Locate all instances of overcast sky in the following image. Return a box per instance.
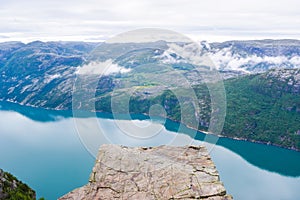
[0,0,300,42]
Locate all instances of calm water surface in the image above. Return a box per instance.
[0,102,299,200]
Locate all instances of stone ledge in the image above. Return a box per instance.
[60,144,233,200]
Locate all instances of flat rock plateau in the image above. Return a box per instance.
[60,144,233,200]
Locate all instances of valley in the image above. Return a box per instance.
[0,40,299,150]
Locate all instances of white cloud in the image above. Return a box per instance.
[0,0,300,42]
[290,56,300,66]
[208,47,300,72]
[77,59,131,75]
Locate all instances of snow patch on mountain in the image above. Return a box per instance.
[21,85,31,93]
[43,74,61,84]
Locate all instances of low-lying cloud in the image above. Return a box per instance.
[77,59,131,75]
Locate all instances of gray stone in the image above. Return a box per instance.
[60,144,233,200]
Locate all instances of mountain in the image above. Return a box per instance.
[94,68,300,150]
[0,40,299,150]
[0,41,97,109]
[208,39,300,75]
[223,68,300,150]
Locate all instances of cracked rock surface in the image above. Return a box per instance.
[60,144,233,200]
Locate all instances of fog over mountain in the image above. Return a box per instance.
[0,39,299,150]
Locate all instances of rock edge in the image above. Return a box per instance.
[60,144,233,200]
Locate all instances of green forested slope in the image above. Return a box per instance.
[94,69,300,150]
[0,169,36,200]
[223,70,300,150]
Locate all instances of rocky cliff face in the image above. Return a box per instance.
[60,144,232,200]
[0,169,36,200]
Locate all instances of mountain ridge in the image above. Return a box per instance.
[0,40,299,150]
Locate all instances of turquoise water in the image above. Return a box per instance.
[0,101,299,199]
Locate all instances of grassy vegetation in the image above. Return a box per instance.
[223,74,300,150]
[0,170,36,200]
[94,71,300,150]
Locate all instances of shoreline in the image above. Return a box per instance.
[1,100,299,152]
